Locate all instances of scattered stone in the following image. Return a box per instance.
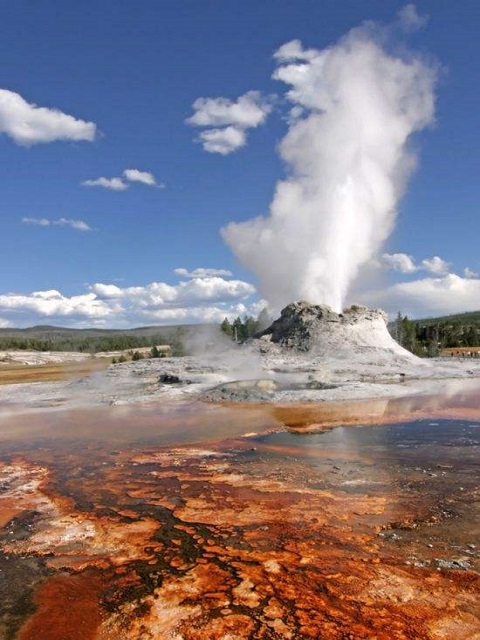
[435,558,471,571]
[158,374,181,384]
[201,379,277,403]
[379,531,402,541]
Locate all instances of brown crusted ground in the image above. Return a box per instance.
[18,571,107,640]
[0,389,479,639]
[0,359,108,385]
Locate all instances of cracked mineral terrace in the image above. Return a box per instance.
[0,303,478,638]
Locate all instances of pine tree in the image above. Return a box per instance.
[232,317,243,343]
[220,317,233,337]
[150,345,160,358]
[244,315,259,339]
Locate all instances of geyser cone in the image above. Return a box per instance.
[259,301,416,359]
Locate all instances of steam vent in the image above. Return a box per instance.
[258,301,415,358]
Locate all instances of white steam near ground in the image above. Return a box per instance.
[184,324,264,382]
[222,16,438,313]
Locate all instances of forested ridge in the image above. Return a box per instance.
[389,310,480,356]
[0,324,193,355]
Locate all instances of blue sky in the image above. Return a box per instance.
[0,0,479,327]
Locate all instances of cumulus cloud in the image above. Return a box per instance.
[174,267,233,278]
[223,24,437,312]
[89,283,123,299]
[22,217,91,231]
[366,273,480,318]
[379,252,455,277]
[397,4,429,32]
[420,255,450,274]
[464,267,479,279]
[90,277,255,308]
[187,91,272,154]
[197,126,247,155]
[381,252,417,273]
[0,88,96,146]
[82,177,128,191]
[0,275,258,328]
[123,169,161,187]
[0,290,112,320]
[187,91,271,128]
[273,39,318,62]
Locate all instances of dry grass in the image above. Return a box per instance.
[441,346,480,356]
[0,359,110,385]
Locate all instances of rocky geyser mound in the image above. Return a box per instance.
[257,301,416,360]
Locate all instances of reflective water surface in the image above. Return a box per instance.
[0,381,479,639]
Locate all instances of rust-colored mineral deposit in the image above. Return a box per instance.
[0,385,479,639]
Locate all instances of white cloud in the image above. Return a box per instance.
[0,276,258,327]
[0,88,96,146]
[89,283,123,299]
[464,267,479,279]
[380,252,453,276]
[273,39,318,62]
[123,169,160,187]
[22,217,50,227]
[286,105,305,124]
[0,318,10,328]
[83,169,163,190]
[381,252,417,273]
[22,217,91,231]
[420,255,450,274]
[397,4,429,32]
[174,267,233,278]
[365,274,480,318]
[82,177,128,191]
[0,290,112,320]
[198,126,246,155]
[187,91,271,128]
[187,90,272,155]
[31,290,63,300]
[175,277,255,305]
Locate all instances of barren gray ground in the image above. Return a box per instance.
[2,304,480,412]
[1,347,479,414]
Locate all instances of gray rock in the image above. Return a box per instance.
[158,373,182,384]
[435,558,471,571]
[256,300,410,358]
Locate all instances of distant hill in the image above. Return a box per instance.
[0,323,201,338]
[411,310,480,326]
[0,323,211,355]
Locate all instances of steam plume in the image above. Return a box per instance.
[222,20,437,312]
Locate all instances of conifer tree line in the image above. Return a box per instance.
[220,308,271,343]
[391,312,480,356]
[0,330,186,355]
[111,345,167,364]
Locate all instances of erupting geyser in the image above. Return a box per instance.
[222,19,437,312]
